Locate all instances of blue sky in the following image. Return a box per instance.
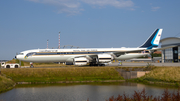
[0,0,180,60]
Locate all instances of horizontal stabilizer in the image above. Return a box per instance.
[150,45,177,51]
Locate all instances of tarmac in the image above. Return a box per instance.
[8,62,180,68]
[109,62,180,67]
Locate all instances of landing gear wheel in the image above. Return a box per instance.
[15,65,19,68]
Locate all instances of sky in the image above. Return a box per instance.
[0,0,180,60]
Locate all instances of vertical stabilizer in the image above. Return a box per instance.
[139,29,163,49]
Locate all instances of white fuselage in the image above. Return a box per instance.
[16,48,149,63]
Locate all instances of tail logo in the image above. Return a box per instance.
[139,29,163,49]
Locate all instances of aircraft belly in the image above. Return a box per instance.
[115,53,148,60]
[23,55,86,63]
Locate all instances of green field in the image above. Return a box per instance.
[140,67,180,82]
[130,67,180,87]
[2,59,180,92]
[2,63,180,90]
[0,75,15,93]
[1,67,124,82]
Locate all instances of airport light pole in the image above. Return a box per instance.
[58,32,61,64]
[47,39,49,49]
[59,32,60,49]
[0,63,1,76]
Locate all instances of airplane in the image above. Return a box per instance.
[16,29,163,66]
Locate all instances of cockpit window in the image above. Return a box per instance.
[26,52,36,57]
[19,53,24,55]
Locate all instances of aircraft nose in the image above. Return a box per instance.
[15,55,19,59]
[15,55,21,60]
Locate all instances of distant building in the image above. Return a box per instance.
[160,37,180,63]
[0,60,9,63]
[154,51,161,54]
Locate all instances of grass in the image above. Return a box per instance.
[140,67,180,82]
[127,67,180,87]
[0,75,15,93]
[1,67,124,82]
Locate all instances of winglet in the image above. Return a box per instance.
[139,29,163,49]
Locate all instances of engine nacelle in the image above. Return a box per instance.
[98,54,114,63]
[74,57,89,66]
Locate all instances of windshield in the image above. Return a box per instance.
[18,53,24,55]
[26,52,36,57]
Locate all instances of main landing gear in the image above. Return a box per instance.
[89,63,105,66]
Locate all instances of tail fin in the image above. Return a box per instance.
[139,29,163,49]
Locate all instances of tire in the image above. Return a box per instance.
[6,65,10,68]
[15,65,19,68]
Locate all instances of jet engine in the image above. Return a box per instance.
[98,54,114,63]
[73,57,89,66]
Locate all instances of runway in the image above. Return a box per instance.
[109,62,180,67]
[19,62,180,68]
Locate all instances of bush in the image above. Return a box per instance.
[175,82,180,87]
[106,88,180,101]
[144,63,155,71]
